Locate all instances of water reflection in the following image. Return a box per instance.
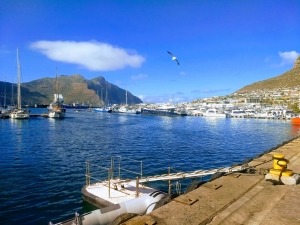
[291,124,300,136]
[9,118,29,127]
[202,117,226,126]
[117,114,129,123]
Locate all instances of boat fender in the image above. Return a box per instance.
[151,194,172,210]
[74,191,166,225]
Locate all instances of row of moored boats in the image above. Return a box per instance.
[0,94,66,119]
[93,104,300,120]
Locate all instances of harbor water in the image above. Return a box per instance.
[1,109,300,224]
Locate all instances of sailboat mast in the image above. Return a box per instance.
[105,88,109,106]
[16,48,21,109]
[3,81,6,107]
[55,67,59,103]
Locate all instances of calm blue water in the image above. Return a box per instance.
[1,109,300,224]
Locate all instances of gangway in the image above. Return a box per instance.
[85,156,250,186]
[138,164,249,183]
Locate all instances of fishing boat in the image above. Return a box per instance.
[48,94,66,118]
[9,48,30,119]
[47,73,66,118]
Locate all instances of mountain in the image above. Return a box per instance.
[236,57,300,93]
[0,74,143,106]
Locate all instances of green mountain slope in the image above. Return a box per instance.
[236,57,300,93]
[0,74,142,106]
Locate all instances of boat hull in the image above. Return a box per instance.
[9,109,30,119]
[141,108,186,116]
[203,113,227,118]
[291,117,300,125]
[48,111,65,118]
[94,108,112,113]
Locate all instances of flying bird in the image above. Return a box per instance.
[167,51,180,65]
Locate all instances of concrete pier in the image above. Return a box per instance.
[123,137,300,225]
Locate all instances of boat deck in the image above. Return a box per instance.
[82,179,159,207]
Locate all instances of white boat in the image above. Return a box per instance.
[117,90,141,114]
[203,108,227,118]
[10,49,30,119]
[82,158,164,209]
[48,94,66,118]
[141,104,186,116]
[0,108,11,119]
[94,107,112,113]
[230,109,246,118]
[95,88,112,113]
[254,111,276,119]
[245,109,256,117]
[117,105,141,114]
[47,73,66,119]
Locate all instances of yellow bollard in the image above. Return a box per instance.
[270,153,293,177]
[273,153,287,170]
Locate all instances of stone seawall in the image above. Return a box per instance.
[123,137,300,225]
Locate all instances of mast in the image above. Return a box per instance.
[101,88,104,106]
[3,80,6,107]
[105,88,109,106]
[55,67,59,103]
[16,48,21,109]
[10,72,14,106]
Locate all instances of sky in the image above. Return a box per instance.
[0,0,300,103]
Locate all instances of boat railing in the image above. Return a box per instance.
[85,156,143,186]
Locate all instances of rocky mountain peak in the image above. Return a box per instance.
[294,56,300,69]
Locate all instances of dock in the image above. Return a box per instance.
[123,137,300,225]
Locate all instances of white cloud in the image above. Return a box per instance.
[30,40,145,71]
[131,73,148,80]
[278,51,300,66]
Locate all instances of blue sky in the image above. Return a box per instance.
[0,0,299,103]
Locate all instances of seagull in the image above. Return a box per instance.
[167,51,180,65]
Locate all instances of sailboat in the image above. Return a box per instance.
[118,90,141,114]
[47,71,66,118]
[94,88,112,113]
[9,48,30,119]
[0,81,10,119]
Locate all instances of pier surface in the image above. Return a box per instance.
[124,137,300,225]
